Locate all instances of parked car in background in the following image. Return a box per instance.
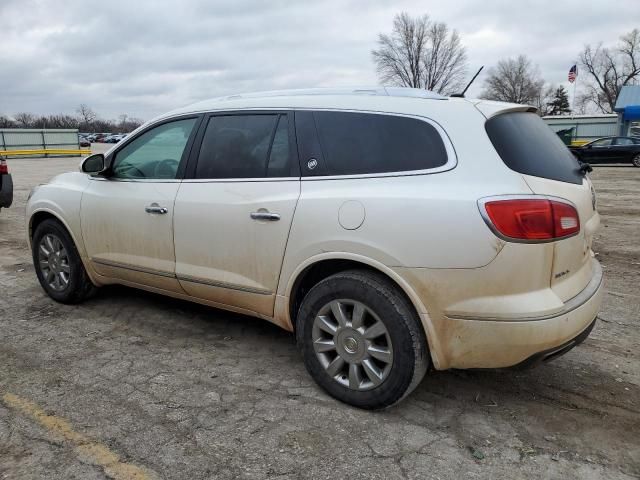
[104,134,125,143]
[78,136,91,147]
[94,134,110,143]
[0,156,13,212]
[26,87,603,409]
[569,136,640,167]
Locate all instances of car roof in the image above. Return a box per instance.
[154,86,529,125]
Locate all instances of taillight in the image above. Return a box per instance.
[480,197,580,242]
[0,158,7,174]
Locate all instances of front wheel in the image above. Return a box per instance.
[32,218,97,303]
[296,270,429,409]
[632,154,640,168]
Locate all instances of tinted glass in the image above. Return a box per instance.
[112,118,196,179]
[614,137,634,146]
[591,138,612,146]
[267,116,291,177]
[310,111,448,176]
[195,114,291,179]
[485,112,583,185]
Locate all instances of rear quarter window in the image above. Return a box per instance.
[485,112,583,185]
[303,111,448,176]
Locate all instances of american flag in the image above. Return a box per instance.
[568,65,577,83]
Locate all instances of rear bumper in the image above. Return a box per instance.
[0,174,13,208]
[431,259,603,369]
[510,316,597,369]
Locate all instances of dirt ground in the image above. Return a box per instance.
[0,151,638,480]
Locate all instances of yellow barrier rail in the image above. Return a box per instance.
[0,149,91,156]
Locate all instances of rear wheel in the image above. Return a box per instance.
[296,270,428,409]
[632,154,640,168]
[32,218,97,303]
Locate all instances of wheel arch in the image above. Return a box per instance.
[28,209,85,259]
[282,253,441,367]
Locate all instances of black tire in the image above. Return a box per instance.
[32,218,97,303]
[296,269,429,409]
[632,154,640,168]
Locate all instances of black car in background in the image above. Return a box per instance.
[569,136,640,167]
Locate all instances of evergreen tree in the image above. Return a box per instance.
[547,86,571,115]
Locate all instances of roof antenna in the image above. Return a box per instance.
[450,66,484,98]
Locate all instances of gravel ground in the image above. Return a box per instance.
[0,151,638,480]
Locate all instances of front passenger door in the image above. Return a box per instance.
[80,116,199,292]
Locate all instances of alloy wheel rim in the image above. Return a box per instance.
[312,299,393,391]
[634,155,640,167]
[38,234,70,292]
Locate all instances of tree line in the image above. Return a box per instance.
[0,104,143,133]
[372,13,640,115]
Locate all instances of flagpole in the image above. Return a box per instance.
[571,74,577,118]
[570,66,578,144]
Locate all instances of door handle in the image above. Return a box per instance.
[145,204,168,214]
[250,211,280,221]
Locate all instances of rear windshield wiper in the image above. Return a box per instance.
[578,161,592,175]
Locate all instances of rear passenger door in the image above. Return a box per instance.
[173,112,300,318]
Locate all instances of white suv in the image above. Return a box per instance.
[27,87,603,409]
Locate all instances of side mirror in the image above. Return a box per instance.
[81,154,106,175]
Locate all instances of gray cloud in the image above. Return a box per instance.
[1,0,636,120]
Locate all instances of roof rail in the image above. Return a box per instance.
[218,86,447,101]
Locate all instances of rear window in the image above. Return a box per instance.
[308,111,448,176]
[486,112,583,185]
[195,114,292,179]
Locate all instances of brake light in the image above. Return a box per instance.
[0,158,8,174]
[481,197,580,241]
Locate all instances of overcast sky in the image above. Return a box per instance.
[1,0,637,121]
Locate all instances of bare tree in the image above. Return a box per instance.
[579,28,640,113]
[480,55,545,105]
[13,112,36,128]
[76,104,97,130]
[534,84,557,116]
[372,12,467,94]
[0,115,15,128]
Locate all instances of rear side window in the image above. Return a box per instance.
[195,114,292,179]
[304,111,448,176]
[486,112,583,185]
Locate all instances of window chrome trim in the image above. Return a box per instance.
[296,107,457,181]
[154,107,456,182]
[88,177,182,183]
[477,194,581,244]
[181,177,299,184]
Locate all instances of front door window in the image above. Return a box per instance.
[111,118,197,179]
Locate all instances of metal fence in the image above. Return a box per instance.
[0,129,82,158]
[543,115,619,145]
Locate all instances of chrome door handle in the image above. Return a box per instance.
[250,211,280,221]
[145,204,168,214]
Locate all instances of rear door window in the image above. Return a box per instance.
[299,111,448,176]
[195,114,293,179]
[485,112,583,185]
